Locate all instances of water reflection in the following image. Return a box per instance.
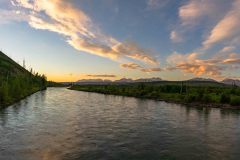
[0,88,240,160]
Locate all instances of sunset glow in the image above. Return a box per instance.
[0,0,239,81]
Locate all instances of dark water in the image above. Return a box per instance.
[1,88,240,160]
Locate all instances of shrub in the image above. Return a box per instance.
[184,94,196,103]
[230,96,240,106]
[202,94,211,103]
[220,93,231,103]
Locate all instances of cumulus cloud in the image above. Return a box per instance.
[167,52,240,78]
[203,0,240,49]
[121,62,162,73]
[9,0,157,65]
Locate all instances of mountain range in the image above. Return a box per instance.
[74,77,240,86]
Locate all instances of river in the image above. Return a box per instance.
[0,88,240,160]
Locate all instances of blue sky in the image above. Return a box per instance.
[0,0,240,81]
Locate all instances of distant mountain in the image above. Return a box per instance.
[75,79,112,85]
[221,79,240,86]
[75,77,163,84]
[115,77,163,83]
[77,79,104,83]
[134,77,162,82]
[187,77,217,82]
[115,78,133,83]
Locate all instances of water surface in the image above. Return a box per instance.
[1,88,240,160]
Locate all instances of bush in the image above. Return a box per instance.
[230,96,240,106]
[220,93,231,103]
[184,94,196,103]
[202,94,211,103]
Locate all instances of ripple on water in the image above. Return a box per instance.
[0,88,240,160]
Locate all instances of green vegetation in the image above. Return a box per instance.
[70,81,240,108]
[0,51,47,107]
[47,81,66,87]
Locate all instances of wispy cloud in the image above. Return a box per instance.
[121,63,142,70]
[121,62,162,73]
[178,0,225,26]
[170,31,183,43]
[9,0,158,65]
[0,9,28,24]
[171,0,230,44]
[220,46,236,53]
[140,68,162,72]
[203,0,240,49]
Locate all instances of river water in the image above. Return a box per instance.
[0,88,240,160]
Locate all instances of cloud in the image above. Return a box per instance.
[167,52,240,78]
[172,0,230,44]
[220,46,236,53]
[140,68,162,72]
[86,74,117,78]
[121,62,162,73]
[9,0,157,65]
[167,52,199,64]
[203,0,240,49]
[222,58,240,64]
[121,63,142,70]
[170,30,183,43]
[146,0,170,10]
[179,0,223,26]
[0,9,28,24]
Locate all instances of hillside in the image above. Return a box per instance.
[0,51,47,107]
[0,51,28,75]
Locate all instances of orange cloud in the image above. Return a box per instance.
[120,63,142,69]
[121,62,162,73]
[167,52,240,78]
[11,0,158,65]
[140,68,162,72]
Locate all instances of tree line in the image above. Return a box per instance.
[70,83,240,107]
[0,71,47,107]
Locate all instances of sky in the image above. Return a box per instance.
[0,0,240,82]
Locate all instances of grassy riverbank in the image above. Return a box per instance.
[70,81,240,108]
[0,51,47,108]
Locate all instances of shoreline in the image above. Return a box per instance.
[69,88,240,110]
[0,87,46,109]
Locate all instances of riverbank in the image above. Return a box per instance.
[69,84,240,109]
[0,51,47,108]
[0,87,46,109]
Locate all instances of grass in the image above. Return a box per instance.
[0,51,47,107]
